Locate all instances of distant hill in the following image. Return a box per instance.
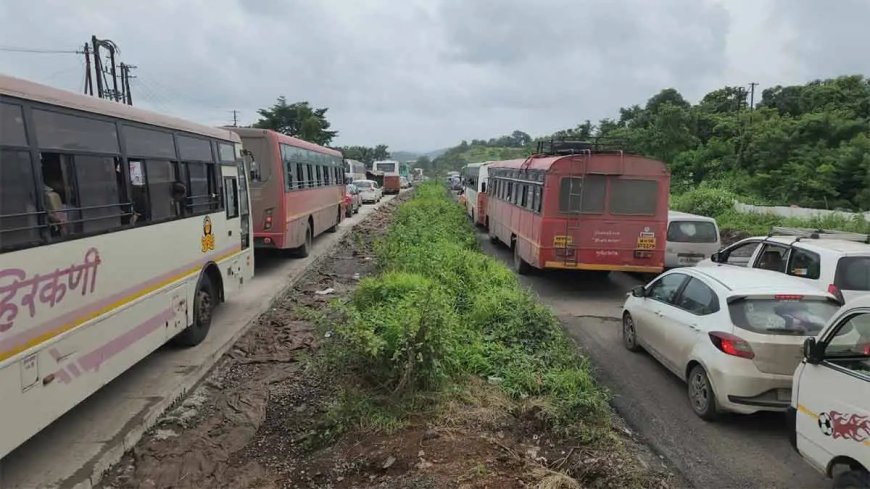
[429,144,531,176]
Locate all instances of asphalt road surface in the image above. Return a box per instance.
[476,229,829,489]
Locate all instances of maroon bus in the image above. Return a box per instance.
[486,142,670,274]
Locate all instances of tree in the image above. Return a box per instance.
[254,97,338,145]
[338,144,391,167]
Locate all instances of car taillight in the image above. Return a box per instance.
[264,208,273,230]
[774,294,804,301]
[827,284,845,304]
[709,331,755,359]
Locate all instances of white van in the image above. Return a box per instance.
[666,211,721,268]
[791,294,870,488]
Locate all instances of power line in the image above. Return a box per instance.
[0,46,82,54]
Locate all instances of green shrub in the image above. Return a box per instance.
[330,182,609,434]
[670,186,740,217]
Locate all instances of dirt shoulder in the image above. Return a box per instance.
[100,190,677,489]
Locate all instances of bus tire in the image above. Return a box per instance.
[296,223,313,258]
[174,276,214,347]
[513,241,531,275]
[326,207,340,233]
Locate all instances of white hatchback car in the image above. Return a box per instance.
[699,232,870,303]
[352,179,382,204]
[622,266,841,420]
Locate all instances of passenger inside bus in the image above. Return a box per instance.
[40,154,70,236]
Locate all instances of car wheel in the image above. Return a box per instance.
[622,313,641,352]
[833,470,870,489]
[688,365,719,421]
[345,205,353,218]
[513,241,531,275]
[173,276,214,347]
[296,223,313,258]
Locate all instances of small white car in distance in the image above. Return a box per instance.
[352,179,382,204]
[666,211,721,268]
[698,231,870,303]
[790,295,870,488]
[622,266,841,420]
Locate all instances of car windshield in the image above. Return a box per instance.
[354,181,372,189]
[728,297,840,336]
[835,256,870,291]
[668,221,718,243]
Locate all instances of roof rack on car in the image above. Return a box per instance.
[769,226,870,244]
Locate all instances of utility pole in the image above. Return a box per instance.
[83,43,93,96]
[120,63,135,105]
[748,82,758,111]
[231,110,239,127]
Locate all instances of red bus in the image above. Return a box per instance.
[230,128,344,256]
[486,142,670,274]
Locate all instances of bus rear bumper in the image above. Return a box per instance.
[254,233,288,249]
[542,261,663,273]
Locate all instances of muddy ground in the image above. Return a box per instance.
[100,192,677,489]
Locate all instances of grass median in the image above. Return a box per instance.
[319,182,609,438]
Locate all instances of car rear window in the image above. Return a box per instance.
[354,181,372,189]
[835,256,870,291]
[667,221,718,243]
[728,297,840,336]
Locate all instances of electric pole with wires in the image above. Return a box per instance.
[82,35,135,105]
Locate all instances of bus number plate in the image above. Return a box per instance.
[636,232,656,250]
[553,235,573,247]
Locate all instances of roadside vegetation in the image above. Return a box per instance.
[314,182,667,487]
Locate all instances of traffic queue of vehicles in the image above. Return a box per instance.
[456,145,870,488]
[0,75,411,461]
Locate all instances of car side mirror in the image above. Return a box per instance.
[803,337,822,365]
[631,285,646,298]
[710,252,720,263]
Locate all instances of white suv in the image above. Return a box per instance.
[699,231,870,302]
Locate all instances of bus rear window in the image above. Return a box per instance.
[835,257,870,291]
[667,221,718,243]
[728,297,839,336]
[558,175,605,213]
[375,163,395,172]
[610,179,658,215]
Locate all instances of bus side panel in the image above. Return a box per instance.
[0,275,194,459]
[283,185,344,247]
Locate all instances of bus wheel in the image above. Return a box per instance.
[297,224,313,258]
[326,207,340,233]
[174,277,214,347]
[513,241,531,275]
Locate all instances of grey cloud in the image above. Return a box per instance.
[0,1,866,151]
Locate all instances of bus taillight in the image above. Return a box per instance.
[264,208,273,230]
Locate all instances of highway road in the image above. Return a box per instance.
[476,229,829,489]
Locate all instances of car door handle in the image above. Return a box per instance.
[688,323,699,331]
[654,311,664,317]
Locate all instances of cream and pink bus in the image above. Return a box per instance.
[229,128,344,256]
[0,75,254,458]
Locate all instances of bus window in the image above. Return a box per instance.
[1,102,27,146]
[610,179,658,215]
[32,109,119,153]
[0,150,40,250]
[559,176,605,214]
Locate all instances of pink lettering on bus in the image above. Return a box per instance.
[0,248,102,333]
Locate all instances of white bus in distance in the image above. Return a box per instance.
[462,162,491,228]
[0,75,254,459]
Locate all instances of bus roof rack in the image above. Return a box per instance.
[535,136,633,156]
[769,226,870,244]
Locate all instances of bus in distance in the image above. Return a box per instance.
[0,75,254,459]
[373,160,401,194]
[462,162,491,228]
[229,128,345,257]
[486,141,669,275]
[344,158,366,184]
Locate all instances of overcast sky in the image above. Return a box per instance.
[2,0,868,152]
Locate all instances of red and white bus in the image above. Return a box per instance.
[0,75,254,458]
[230,128,344,257]
[486,142,670,274]
[373,160,401,194]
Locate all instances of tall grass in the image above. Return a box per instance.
[325,182,609,434]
